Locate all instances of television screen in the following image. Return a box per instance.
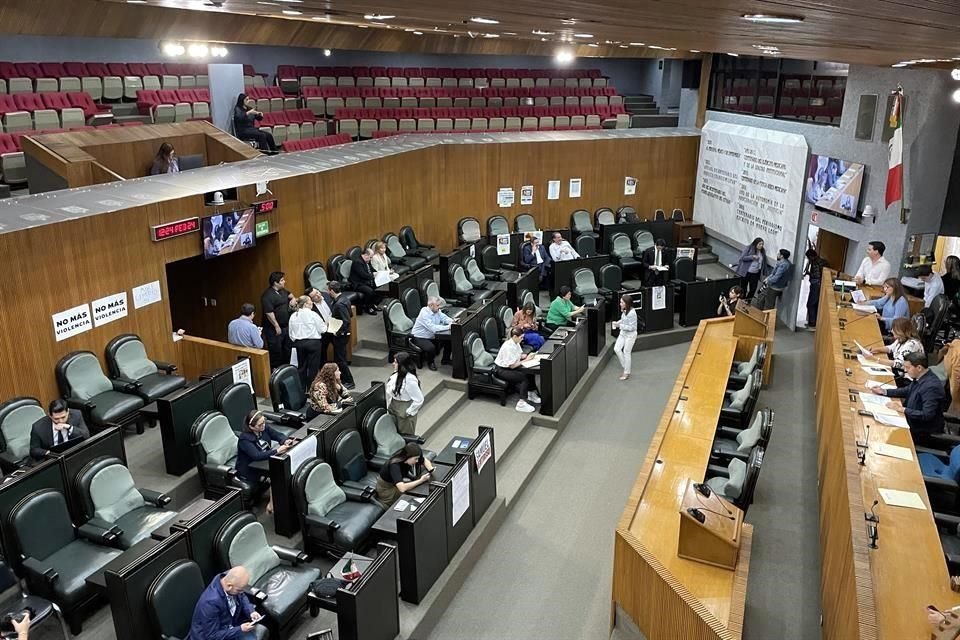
[805,154,865,218]
[202,208,256,259]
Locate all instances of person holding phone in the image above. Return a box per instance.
[189,565,263,639]
[717,286,743,317]
[376,443,434,506]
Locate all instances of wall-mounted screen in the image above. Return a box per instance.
[805,155,865,219]
[202,208,256,259]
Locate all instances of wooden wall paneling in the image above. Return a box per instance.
[204,131,263,166]
[176,335,271,397]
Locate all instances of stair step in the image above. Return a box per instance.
[697,252,719,265]
[630,114,679,128]
[423,397,532,465]
[114,114,152,125]
[416,387,468,442]
[626,107,659,116]
[496,425,557,505]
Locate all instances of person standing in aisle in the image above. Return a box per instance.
[326,282,356,389]
[612,295,639,381]
[386,353,424,435]
[260,271,294,369]
[288,295,327,387]
[803,248,829,329]
[735,237,767,301]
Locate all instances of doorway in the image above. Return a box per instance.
[796,225,849,327]
[166,233,282,341]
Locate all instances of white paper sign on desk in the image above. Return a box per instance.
[856,354,881,367]
[874,443,914,461]
[864,379,896,390]
[850,290,867,304]
[859,392,892,409]
[873,412,909,428]
[852,303,878,314]
[853,340,873,356]
[861,364,894,378]
[451,463,471,525]
[879,488,927,510]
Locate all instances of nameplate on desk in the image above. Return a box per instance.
[150,217,200,241]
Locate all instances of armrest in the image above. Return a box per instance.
[402,434,425,445]
[246,587,268,603]
[304,513,341,535]
[934,511,960,529]
[715,426,744,441]
[929,433,960,447]
[924,476,959,491]
[261,410,288,424]
[342,484,374,502]
[278,410,306,426]
[151,360,177,373]
[0,450,25,471]
[915,446,950,459]
[272,544,310,565]
[706,463,729,478]
[206,464,238,483]
[65,396,94,412]
[111,378,141,393]
[21,557,58,588]
[78,519,122,545]
[420,242,435,249]
[944,413,960,425]
[139,488,172,507]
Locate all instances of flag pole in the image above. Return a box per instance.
[897,85,907,224]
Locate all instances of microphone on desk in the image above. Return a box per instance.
[840,310,879,329]
[856,424,871,466]
[694,482,734,516]
[867,522,879,549]
[865,498,880,524]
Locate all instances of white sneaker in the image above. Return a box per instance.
[516,400,536,413]
[527,391,541,404]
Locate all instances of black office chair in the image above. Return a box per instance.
[918,445,960,515]
[594,207,616,227]
[359,408,430,469]
[0,556,71,639]
[345,245,363,266]
[303,261,329,292]
[419,279,465,317]
[481,316,503,356]
[382,299,423,367]
[190,411,267,508]
[385,232,427,271]
[449,264,495,305]
[457,217,482,244]
[719,370,762,429]
[653,208,666,221]
[672,208,685,222]
[8,489,123,634]
[465,256,498,288]
[479,244,516,282]
[55,351,146,433]
[74,455,176,548]
[713,408,773,463]
[704,444,764,513]
[330,429,380,492]
[519,290,545,321]
[569,209,598,241]
[574,234,596,258]
[214,511,320,639]
[0,397,44,473]
[269,364,310,419]
[399,225,439,261]
[327,254,361,306]
[218,382,300,439]
[293,460,384,557]
[399,287,421,320]
[514,213,537,233]
[487,215,510,237]
[927,293,952,351]
[571,268,611,307]
[464,333,508,405]
[610,232,641,276]
[617,205,639,223]
[672,255,696,283]
[104,334,186,403]
[633,230,655,257]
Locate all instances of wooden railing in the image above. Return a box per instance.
[176,335,271,397]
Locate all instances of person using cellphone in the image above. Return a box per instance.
[375,443,433,506]
[189,566,264,639]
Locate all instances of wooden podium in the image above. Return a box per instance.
[732,301,775,384]
[733,301,768,339]
[677,480,744,570]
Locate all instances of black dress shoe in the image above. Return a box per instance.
[428,362,438,371]
[366,307,378,316]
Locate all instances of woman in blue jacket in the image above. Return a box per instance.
[869,277,910,331]
[237,410,294,513]
[735,237,767,301]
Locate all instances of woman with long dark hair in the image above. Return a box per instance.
[150,142,179,175]
[735,237,767,301]
[943,255,960,304]
[512,301,545,349]
[868,277,910,331]
[386,352,424,435]
[306,363,351,419]
[233,93,277,152]
[376,442,434,506]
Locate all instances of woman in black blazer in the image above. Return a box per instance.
[236,410,294,513]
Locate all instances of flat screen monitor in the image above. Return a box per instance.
[805,154,865,219]
[179,154,204,172]
[202,208,256,259]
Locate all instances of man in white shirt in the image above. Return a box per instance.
[288,295,327,385]
[916,265,945,308]
[412,297,455,371]
[494,328,541,413]
[854,240,891,286]
[307,286,334,364]
[549,232,580,262]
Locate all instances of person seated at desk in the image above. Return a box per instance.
[868,277,911,332]
[549,232,579,262]
[371,241,396,276]
[916,264,945,309]
[869,317,924,371]
[150,142,179,175]
[871,351,946,443]
[521,236,552,287]
[495,328,541,413]
[189,565,263,639]
[412,297,454,371]
[854,240,891,286]
[306,363,353,419]
[237,410,293,514]
[513,301,545,349]
[30,399,89,460]
[545,286,585,330]
[642,238,673,286]
[349,248,380,316]
[227,303,264,349]
[386,353,424,436]
[717,286,743,317]
[376,443,434,506]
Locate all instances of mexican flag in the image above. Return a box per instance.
[885,88,904,210]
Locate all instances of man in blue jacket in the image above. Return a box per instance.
[521,236,552,287]
[871,351,946,443]
[755,249,793,310]
[189,565,262,639]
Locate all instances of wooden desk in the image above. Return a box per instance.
[674,221,705,247]
[815,273,960,639]
[613,318,753,640]
[732,304,776,385]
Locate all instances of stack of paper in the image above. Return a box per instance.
[858,392,897,414]
[521,354,542,369]
[878,488,927,510]
[864,379,896,391]
[861,364,894,377]
[873,412,909,428]
[856,354,880,366]
[874,443,913,461]
[854,340,873,356]
[851,303,878,314]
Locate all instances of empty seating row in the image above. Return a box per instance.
[280,65,604,79]
[303,85,620,98]
[254,108,328,144]
[348,109,617,138]
[306,93,623,117]
[281,133,352,152]
[722,93,842,123]
[290,74,608,90]
[245,85,298,112]
[0,91,111,132]
[135,89,210,123]
[336,104,625,121]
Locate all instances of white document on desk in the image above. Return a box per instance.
[288,435,317,476]
[853,339,873,356]
[520,355,542,368]
[875,443,914,461]
[864,379,896,390]
[652,286,666,310]
[879,488,927,510]
[859,392,893,408]
[851,303,878,314]
[856,354,882,367]
[861,364,894,378]
[850,290,867,304]
[872,412,909,428]
[451,463,471,526]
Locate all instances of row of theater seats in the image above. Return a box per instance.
[721,94,843,123]
[339,105,626,138]
[244,85,299,112]
[134,88,211,123]
[281,133,351,152]
[722,81,845,100]
[253,108,328,143]
[304,85,620,99]
[0,91,110,132]
[276,65,609,90]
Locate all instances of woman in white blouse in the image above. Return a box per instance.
[869,317,924,368]
[613,294,639,380]
[386,352,424,435]
[371,241,394,274]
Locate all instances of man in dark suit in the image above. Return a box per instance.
[327,282,356,389]
[521,237,552,287]
[642,238,674,286]
[871,351,945,443]
[30,398,89,460]
[349,248,379,315]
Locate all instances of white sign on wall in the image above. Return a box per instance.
[232,359,254,392]
[92,292,128,327]
[52,303,92,342]
[132,280,162,309]
[693,121,808,256]
[520,185,534,206]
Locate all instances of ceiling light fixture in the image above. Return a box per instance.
[364,13,395,20]
[587,43,599,48]
[483,33,500,38]
[573,33,593,38]
[648,45,677,51]
[469,17,499,24]
[619,45,629,48]
[628,42,645,46]
[187,43,209,57]
[161,42,185,56]
[891,63,908,68]
[323,49,332,56]
[953,88,960,103]
[540,37,548,42]
[210,46,228,57]
[727,52,739,57]
[690,49,701,53]
[561,19,577,25]
[503,32,517,35]
[127,0,147,4]
[742,13,804,24]
[952,68,960,80]
[256,1,278,4]
[282,9,301,15]
[555,49,575,64]
[532,29,554,35]
[413,31,423,35]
